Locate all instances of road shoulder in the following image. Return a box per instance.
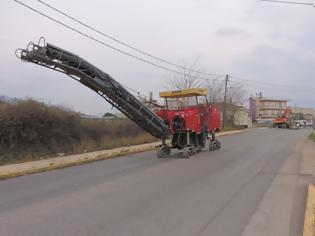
[303,184,315,236]
[241,139,314,236]
[0,129,246,180]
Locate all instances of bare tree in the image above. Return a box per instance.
[206,79,225,103]
[167,61,204,90]
[167,62,247,106]
[205,78,247,105]
[226,82,248,106]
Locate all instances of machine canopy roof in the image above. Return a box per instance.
[159,88,208,98]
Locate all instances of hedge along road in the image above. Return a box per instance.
[0,128,311,236]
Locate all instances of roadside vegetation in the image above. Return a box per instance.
[221,125,245,132]
[308,132,315,142]
[0,97,156,165]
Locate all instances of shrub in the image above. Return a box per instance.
[0,97,156,164]
[309,132,315,142]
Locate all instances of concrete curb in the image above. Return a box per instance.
[303,184,315,236]
[217,129,246,136]
[0,129,246,180]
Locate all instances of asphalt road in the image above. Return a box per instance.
[0,128,311,236]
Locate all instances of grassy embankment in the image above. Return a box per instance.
[0,98,157,165]
[308,132,315,142]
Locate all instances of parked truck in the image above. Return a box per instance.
[273,108,298,129]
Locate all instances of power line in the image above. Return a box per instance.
[230,75,315,92]
[259,0,314,6]
[13,0,315,95]
[13,0,221,82]
[37,0,224,78]
[237,81,315,96]
[124,85,151,99]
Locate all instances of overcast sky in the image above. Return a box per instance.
[1,0,314,115]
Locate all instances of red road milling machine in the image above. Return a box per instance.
[17,38,222,158]
[156,89,221,157]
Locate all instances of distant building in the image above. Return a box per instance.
[249,95,288,123]
[249,97,260,121]
[258,99,287,118]
[80,114,101,119]
[288,107,314,121]
[233,107,252,128]
[213,102,251,128]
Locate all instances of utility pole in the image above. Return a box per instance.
[222,74,229,129]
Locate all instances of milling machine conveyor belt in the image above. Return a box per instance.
[18,40,169,140]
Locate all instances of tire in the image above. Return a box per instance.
[183,147,192,159]
[156,148,163,158]
[216,141,221,149]
[156,147,170,158]
[165,146,171,156]
[209,142,214,151]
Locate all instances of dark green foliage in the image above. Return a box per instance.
[103,112,117,118]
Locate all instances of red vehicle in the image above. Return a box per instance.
[156,88,221,158]
[273,108,296,128]
[18,39,222,159]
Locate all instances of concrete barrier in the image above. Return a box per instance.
[0,129,247,180]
